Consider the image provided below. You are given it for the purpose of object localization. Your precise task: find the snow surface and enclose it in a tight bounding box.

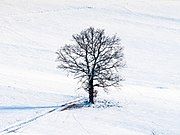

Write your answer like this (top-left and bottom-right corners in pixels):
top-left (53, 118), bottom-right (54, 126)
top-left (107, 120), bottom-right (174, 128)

top-left (0, 0), bottom-right (180, 135)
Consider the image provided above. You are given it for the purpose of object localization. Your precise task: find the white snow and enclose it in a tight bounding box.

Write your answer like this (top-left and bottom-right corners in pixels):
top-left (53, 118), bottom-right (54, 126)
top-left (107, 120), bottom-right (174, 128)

top-left (0, 0), bottom-right (180, 135)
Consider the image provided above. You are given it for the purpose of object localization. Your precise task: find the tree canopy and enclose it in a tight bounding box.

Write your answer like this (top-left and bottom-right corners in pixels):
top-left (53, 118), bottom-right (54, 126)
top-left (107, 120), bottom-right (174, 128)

top-left (56, 27), bottom-right (125, 103)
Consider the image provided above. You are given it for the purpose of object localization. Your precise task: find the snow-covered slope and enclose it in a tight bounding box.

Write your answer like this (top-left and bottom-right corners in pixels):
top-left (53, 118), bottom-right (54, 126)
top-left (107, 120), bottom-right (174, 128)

top-left (0, 0), bottom-right (180, 135)
top-left (0, 0), bottom-right (180, 91)
top-left (0, 85), bottom-right (77, 131)
top-left (4, 85), bottom-right (179, 135)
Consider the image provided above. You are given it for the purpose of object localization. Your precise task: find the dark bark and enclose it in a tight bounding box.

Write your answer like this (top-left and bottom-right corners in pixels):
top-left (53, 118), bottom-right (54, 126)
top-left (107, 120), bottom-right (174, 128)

top-left (89, 77), bottom-right (94, 104)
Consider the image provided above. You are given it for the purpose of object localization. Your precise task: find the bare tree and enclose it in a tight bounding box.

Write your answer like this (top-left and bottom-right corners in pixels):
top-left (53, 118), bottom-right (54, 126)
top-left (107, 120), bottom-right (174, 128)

top-left (56, 27), bottom-right (125, 104)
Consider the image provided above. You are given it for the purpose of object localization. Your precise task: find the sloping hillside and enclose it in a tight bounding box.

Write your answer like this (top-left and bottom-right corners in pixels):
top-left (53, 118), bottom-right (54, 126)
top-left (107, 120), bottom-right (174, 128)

top-left (0, 0), bottom-right (180, 135)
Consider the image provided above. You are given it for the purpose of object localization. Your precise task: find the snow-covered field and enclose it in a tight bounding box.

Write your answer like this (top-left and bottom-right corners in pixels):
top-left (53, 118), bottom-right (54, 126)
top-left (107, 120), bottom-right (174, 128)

top-left (0, 0), bottom-right (180, 135)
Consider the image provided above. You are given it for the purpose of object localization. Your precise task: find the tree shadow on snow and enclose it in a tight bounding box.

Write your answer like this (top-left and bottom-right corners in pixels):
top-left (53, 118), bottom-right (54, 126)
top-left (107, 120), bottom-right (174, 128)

top-left (61, 99), bottom-right (122, 111)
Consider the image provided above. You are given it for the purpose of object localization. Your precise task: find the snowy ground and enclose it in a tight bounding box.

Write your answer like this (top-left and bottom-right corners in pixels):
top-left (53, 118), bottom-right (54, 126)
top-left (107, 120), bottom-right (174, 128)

top-left (2, 85), bottom-right (179, 135)
top-left (0, 85), bottom-right (77, 132)
top-left (0, 0), bottom-right (180, 135)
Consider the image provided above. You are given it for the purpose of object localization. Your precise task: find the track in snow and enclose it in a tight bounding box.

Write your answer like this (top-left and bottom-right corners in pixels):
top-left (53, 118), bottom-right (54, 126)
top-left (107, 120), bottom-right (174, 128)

top-left (0, 98), bottom-right (86, 134)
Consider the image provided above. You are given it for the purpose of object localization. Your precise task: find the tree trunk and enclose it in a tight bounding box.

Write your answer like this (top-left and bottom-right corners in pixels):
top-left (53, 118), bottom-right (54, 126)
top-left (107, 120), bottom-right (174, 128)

top-left (89, 78), bottom-right (94, 104)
